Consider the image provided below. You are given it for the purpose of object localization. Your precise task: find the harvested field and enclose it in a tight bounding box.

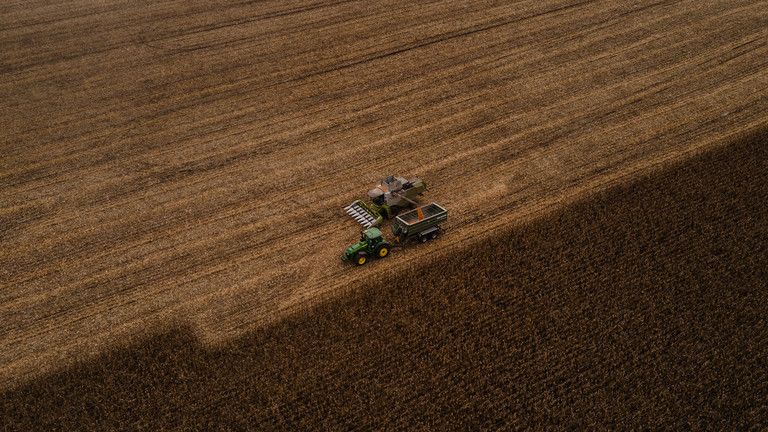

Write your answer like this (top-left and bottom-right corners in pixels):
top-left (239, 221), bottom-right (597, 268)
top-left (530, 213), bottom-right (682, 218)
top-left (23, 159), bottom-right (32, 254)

top-left (1, 0), bottom-right (767, 424)
top-left (3, 127), bottom-right (767, 430)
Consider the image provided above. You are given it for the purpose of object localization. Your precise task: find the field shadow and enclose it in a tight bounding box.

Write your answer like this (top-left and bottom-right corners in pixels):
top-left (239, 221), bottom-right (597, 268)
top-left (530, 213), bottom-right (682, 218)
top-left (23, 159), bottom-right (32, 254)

top-left (2, 130), bottom-right (767, 430)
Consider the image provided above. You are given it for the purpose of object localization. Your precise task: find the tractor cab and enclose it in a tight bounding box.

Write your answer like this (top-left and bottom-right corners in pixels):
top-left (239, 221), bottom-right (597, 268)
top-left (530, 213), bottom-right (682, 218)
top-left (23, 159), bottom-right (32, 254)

top-left (362, 227), bottom-right (383, 243)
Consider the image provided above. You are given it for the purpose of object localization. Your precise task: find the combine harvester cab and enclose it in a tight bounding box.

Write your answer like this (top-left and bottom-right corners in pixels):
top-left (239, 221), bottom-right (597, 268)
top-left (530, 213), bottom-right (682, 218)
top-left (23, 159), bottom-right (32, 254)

top-left (344, 175), bottom-right (426, 228)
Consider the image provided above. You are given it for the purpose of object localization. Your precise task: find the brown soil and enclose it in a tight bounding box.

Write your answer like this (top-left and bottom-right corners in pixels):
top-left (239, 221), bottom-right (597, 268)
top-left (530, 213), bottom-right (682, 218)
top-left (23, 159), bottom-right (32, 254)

top-left (1, 0), bottom-right (767, 416)
top-left (2, 127), bottom-right (766, 430)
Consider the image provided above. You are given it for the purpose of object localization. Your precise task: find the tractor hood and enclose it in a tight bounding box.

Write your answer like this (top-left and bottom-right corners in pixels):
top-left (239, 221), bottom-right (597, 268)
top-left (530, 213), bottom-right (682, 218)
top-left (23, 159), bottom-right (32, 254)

top-left (342, 242), bottom-right (365, 260)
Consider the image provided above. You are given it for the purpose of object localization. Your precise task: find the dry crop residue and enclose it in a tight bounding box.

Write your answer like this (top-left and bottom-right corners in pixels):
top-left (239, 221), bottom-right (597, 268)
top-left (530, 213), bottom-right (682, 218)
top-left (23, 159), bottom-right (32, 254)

top-left (1, 0), bottom-right (767, 386)
top-left (2, 126), bottom-right (766, 430)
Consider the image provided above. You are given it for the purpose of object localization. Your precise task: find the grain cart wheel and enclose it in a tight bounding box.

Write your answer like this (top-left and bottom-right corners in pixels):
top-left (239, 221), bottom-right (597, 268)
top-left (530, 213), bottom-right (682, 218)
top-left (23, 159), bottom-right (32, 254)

top-left (429, 229), bottom-right (440, 240)
top-left (420, 235), bottom-right (428, 243)
top-left (356, 252), bottom-right (368, 266)
top-left (376, 243), bottom-right (391, 258)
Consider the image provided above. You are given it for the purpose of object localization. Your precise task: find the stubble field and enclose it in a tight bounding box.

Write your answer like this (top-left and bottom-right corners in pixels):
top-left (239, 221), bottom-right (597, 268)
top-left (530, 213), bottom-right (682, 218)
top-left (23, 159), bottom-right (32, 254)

top-left (1, 0), bottom-right (767, 428)
top-left (3, 125), bottom-right (767, 430)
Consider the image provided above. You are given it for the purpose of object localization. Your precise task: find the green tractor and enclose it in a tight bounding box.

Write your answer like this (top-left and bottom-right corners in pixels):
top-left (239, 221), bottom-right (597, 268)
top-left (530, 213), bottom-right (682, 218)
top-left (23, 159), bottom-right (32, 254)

top-left (341, 227), bottom-right (392, 266)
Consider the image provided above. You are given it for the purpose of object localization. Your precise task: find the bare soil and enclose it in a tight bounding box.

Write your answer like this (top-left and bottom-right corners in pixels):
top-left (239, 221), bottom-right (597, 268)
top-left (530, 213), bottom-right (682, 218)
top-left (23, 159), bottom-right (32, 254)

top-left (1, 0), bottom-right (767, 409)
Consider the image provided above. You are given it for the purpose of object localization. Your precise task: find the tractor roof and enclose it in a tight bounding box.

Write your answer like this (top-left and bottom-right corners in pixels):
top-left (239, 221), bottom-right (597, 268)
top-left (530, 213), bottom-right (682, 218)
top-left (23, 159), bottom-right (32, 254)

top-left (363, 227), bottom-right (382, 239)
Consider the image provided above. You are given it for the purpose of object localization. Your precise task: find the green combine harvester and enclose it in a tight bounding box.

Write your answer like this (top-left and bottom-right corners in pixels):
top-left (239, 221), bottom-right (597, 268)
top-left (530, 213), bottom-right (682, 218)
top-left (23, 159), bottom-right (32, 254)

top-left (342, 176), bottom-right (448, 266)
top-left (344, 175), bottom-right (427, 228)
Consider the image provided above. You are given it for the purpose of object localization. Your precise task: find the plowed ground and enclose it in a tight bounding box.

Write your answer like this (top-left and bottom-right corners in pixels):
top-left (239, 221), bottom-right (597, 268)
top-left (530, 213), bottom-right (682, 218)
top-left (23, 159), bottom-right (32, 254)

top-left (1, 0), bottom-right (767, 409)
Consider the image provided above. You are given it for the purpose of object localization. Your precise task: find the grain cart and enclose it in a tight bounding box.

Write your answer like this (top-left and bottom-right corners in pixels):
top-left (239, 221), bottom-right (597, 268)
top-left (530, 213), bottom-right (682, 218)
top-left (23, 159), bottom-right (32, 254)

top-left (344, 175), bottom-right (427, 228)
top-left (391, 203), bottom-right (448, 243)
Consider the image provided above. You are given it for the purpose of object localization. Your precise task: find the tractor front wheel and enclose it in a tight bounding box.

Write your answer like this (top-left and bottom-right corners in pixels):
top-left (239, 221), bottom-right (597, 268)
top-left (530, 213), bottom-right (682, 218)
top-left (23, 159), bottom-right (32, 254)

top-left (356, 253), bottom-right (368, 266)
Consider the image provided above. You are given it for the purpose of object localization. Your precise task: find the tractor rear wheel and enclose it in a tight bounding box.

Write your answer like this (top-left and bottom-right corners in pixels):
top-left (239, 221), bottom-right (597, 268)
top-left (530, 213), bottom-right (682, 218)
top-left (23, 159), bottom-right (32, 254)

top-left (356, 253), bottom-right (368, 266)
top-left (376, 243), bottom-right (391, 258)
